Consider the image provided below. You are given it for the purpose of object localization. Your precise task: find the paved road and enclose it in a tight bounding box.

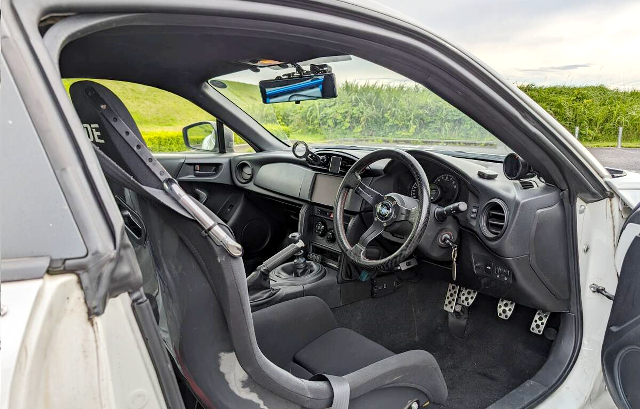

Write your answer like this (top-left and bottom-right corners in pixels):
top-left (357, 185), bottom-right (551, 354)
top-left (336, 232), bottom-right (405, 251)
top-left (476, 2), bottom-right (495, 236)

top-left (587, 148), bottom-right (640, 173)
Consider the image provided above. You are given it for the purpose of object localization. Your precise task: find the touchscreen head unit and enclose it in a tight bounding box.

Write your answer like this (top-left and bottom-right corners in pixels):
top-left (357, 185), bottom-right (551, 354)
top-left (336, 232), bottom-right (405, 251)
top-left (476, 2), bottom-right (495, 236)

top-left (310, 174), bottom-right (343, 207)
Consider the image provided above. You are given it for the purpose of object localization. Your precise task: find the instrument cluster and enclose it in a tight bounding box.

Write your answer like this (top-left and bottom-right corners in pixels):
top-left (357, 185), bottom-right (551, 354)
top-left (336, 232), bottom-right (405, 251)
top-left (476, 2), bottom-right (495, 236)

top-left (409, 173), bottom-right (459, 205)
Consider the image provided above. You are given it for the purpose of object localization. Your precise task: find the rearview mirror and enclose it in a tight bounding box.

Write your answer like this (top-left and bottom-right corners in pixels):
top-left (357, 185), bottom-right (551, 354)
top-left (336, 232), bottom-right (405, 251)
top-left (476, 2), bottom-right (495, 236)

top-left (182, 121), bottom-right (235, 152)
top-left (259, 73), bottom-right (337, 104)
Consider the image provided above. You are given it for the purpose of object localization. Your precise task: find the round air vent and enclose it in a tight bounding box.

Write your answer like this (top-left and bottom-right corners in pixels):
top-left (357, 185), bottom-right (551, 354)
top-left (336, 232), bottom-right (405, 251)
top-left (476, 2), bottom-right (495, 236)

top-left (236, 161), bottom-right (253, 184)
top-left (480, 199), bottom-right (508, 239)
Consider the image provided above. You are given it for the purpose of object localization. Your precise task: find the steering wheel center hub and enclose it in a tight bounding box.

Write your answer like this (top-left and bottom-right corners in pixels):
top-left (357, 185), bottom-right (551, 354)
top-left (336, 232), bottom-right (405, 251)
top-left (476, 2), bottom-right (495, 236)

top-left (375, 199), bottom-right (396, 223)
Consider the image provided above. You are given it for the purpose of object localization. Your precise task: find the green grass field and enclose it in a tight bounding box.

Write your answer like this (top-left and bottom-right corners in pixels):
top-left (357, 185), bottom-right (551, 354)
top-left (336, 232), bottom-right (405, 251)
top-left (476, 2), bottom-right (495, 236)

top-left (63, 79), bottom-right (640, 152)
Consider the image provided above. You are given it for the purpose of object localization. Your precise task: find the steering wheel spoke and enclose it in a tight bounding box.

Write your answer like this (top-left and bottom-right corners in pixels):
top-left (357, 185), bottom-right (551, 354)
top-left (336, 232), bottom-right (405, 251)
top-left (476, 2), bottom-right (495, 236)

top-left (346, 173), bottom-right (384, 206)
top-left (396, 202), bottom-right (419, 224)
top-left (358, 219), bottom-right (385, 248)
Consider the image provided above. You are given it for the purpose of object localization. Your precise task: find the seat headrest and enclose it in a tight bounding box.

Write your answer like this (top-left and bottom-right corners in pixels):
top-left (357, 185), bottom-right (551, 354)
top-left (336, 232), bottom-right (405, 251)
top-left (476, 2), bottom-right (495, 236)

top-left (70, 80), bottom-right (162, 189)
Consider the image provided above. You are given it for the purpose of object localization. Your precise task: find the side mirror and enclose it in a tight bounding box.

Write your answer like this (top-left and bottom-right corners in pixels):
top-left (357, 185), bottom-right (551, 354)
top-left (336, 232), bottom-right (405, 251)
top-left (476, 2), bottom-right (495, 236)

top-left (183, 121), bottom-right (218, 152)
top-left (182, 121), bottom-right (235, 153)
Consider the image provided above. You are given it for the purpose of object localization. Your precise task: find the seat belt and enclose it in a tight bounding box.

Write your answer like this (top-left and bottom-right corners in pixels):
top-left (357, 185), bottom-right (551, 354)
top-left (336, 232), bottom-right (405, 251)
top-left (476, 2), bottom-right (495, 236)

top-left (93, 146), bottom-right (193, 220)
top-left (84, 86), bottom-right (242, 257)
top-left (310, 374), bottom-right (350, 409)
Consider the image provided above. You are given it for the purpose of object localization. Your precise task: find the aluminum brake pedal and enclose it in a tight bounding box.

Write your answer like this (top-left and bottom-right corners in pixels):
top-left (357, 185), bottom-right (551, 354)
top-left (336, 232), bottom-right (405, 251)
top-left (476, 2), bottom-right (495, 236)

top-left (458, 287), bottom-right (478, 307)
top-left (497, 299), bottom-right (516, 320)
top-left (443, 283), bottom-right (459, 313)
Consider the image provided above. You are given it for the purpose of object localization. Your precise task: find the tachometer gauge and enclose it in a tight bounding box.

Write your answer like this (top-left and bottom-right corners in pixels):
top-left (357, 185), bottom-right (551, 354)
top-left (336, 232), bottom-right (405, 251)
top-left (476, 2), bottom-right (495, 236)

top-left (410, 181), bottom-right (442, 202)
top-left (433, 174), bottom-right (459, 205)
top-left (428, 183), bottom-right (441, 202)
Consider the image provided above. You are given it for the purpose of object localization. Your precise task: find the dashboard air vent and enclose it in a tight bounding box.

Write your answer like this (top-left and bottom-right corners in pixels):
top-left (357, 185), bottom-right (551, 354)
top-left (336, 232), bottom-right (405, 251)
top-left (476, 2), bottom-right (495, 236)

top-left (519, 180), bottom-right (537, 189)
top-left (480, 199), bottom-right (508, 239)
top-left (236, 161), bottom-right (253, 184)
top-left (339, 157), bottom-right (356, 173)
top-left (308, 153), bottom-right (356, 174)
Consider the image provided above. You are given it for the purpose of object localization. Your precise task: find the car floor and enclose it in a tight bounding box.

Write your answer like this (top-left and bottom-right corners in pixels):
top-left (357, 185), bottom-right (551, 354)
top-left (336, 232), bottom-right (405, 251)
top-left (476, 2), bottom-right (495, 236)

top-left (332, 272), bottom-right (554, 409)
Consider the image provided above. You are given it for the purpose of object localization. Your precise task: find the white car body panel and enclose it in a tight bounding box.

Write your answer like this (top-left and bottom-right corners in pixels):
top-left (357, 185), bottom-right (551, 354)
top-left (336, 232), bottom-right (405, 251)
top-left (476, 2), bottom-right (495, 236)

top-left (540, 198), bottom-right (618, 409)
top-left (1, 274), bottom-right (166, 409)
top-left (1, 279), bottom-right (43, 409)
top-left (606, 171), bottom-right (640, 209)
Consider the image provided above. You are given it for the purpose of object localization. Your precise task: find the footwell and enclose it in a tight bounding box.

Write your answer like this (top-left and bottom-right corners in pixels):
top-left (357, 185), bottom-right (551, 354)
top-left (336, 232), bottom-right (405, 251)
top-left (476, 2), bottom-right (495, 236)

top-left (332, 275), bottom-right (553, 409)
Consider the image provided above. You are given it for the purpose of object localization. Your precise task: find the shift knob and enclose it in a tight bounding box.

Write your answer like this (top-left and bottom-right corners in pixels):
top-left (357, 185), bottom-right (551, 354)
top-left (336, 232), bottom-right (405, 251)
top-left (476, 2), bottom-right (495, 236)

top-left (288, 232), bottom-right (307, 276)
top-left (288, 232), bottom-right (302, 244)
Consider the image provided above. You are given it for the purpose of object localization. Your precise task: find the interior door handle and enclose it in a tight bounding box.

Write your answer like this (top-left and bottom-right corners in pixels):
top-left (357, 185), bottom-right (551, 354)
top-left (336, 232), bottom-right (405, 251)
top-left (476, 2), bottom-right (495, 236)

top-left (194, 164), bottom-right (220, 177)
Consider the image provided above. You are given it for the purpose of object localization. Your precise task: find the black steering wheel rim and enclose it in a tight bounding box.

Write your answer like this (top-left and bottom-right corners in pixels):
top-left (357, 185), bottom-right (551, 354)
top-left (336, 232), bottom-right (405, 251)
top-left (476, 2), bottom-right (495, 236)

top-left (333, 149), bottom-right (431, 271)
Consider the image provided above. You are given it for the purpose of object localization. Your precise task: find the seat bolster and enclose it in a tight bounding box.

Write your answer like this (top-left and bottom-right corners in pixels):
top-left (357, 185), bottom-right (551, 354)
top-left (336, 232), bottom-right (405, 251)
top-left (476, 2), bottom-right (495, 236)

top-left (343, 350), bottom-right (448, 405)
top-left (253, 296), bottom-right (338, 369)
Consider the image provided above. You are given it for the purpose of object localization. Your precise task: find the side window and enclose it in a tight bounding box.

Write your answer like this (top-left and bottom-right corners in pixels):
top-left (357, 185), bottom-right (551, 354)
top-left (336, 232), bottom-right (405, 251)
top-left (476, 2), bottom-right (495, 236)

top-left (63, 79), bottom-right (253, 153)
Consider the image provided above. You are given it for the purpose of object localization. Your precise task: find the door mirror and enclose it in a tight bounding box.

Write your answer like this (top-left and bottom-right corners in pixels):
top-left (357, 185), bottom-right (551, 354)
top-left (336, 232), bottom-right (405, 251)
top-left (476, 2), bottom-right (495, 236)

top-left (183, 121), bottom-right (218, 152)
top-left (182, 121), bottom-right (236, 153)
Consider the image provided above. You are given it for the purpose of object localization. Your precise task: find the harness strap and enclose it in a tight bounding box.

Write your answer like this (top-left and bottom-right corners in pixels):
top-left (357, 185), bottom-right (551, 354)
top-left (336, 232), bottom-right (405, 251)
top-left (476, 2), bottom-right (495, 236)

top-left (93, 145), bottom-right (192, 220)
top-left (85, 86), bottom-right (243, 257)
top-left (310, 374), bottom-right (350, 409)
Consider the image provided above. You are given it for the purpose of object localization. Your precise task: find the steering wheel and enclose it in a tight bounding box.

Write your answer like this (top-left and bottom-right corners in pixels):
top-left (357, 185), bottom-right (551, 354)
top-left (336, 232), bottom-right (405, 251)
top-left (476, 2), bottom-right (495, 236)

top-left (333, 149), bottom-right (431, 271)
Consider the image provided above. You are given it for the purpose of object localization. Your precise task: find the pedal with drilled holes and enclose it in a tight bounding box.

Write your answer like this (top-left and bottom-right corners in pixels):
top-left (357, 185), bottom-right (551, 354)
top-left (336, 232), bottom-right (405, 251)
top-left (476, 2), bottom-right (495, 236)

top-left (497, 299), bottom-right (516, 320)
top-left (458, 287), bottom-right (478, 307)
top-left (443, 283), bottom-right (459, 313)
top-left (530, 310), bottom-right (550, 335)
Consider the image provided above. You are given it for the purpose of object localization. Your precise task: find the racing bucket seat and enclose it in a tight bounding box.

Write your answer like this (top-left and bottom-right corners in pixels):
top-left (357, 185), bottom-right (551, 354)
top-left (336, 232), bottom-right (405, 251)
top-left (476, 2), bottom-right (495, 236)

top-left (70, 80), bottom-right (448, 409)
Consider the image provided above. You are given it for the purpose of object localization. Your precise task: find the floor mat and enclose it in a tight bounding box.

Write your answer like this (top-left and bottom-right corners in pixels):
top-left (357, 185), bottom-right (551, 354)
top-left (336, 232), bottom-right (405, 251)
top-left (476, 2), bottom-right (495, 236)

top-left (333, 274), bottom-right (553, 409)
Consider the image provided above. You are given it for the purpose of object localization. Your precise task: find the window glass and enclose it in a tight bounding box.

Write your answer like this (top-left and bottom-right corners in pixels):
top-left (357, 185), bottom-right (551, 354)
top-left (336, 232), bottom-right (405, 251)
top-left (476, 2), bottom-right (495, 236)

top-left (63, 79), bottom-right (253, 153)
top-left (214, 56), bottom-right (510, 156)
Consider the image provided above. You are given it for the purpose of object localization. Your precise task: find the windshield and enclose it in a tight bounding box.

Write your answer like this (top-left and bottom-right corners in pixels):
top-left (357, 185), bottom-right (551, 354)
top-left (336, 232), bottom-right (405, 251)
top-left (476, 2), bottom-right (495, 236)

top-left (213, 56), bottom-right (511, 157)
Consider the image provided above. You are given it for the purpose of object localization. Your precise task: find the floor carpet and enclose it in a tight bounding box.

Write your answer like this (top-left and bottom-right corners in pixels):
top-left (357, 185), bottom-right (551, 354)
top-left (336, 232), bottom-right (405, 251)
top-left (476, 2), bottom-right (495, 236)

top-left (333, 274), bottom-right (554, 409)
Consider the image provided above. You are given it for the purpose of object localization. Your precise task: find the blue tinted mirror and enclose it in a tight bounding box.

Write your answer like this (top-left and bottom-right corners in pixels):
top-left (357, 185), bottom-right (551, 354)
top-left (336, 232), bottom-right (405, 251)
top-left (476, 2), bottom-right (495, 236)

top-left (259, 74), bottom-right (337, 104)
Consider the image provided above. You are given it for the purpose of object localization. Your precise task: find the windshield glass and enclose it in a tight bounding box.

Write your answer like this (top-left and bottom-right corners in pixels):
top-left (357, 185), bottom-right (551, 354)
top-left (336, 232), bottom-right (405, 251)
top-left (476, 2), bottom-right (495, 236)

top-left (213, 56), bottom-right (511, 156)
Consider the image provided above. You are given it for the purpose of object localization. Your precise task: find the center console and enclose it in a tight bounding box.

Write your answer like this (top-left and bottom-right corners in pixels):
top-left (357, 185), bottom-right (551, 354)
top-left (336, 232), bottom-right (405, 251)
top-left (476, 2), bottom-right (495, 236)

top-left (305, 206), bottom-right (350, 271)
top-left (247, 171), bottom-right (364, 311)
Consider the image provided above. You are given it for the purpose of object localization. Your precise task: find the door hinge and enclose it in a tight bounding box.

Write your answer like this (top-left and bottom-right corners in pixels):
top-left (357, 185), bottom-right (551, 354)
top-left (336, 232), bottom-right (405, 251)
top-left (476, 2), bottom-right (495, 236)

top-left (589, 283), bottom-right (615, 301)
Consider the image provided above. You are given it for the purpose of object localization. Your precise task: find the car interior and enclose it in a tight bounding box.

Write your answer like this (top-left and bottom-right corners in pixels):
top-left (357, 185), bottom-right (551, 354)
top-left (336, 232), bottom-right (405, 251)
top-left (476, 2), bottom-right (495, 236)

top-left (42, 11), bottom-right (578, 409)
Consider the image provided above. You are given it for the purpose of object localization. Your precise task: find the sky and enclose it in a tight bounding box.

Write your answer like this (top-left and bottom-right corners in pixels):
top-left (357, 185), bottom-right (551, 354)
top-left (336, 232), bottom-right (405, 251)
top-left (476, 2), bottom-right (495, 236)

top-left (373, 0), bottom-right (640, 89)
top-left (219, 0), bottom-right (640, 90)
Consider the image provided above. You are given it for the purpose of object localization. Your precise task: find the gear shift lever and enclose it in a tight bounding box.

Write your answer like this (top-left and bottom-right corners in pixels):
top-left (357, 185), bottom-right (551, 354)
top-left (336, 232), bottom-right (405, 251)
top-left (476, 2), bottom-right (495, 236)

top-left (289, 233), bottom-right (307, 277)
top-left (247, 235), bottom-right (305, 292)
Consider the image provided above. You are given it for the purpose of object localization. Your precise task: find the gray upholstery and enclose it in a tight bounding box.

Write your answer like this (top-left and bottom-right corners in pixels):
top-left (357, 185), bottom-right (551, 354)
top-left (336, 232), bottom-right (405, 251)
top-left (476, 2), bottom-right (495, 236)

top-left (254, 297), bottom-right (395, 378)
top-left (253, 297), bottom-right (448, 406)
top-left (295, 328), bottom-right (394, 377)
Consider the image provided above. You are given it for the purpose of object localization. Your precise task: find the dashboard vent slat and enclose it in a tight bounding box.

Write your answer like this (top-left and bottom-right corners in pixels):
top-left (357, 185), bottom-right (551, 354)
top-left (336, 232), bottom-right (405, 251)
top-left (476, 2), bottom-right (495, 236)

top-left (519, 180), bottom-right (537, 189)
top-left (480, 199), bottom-right (508, 239)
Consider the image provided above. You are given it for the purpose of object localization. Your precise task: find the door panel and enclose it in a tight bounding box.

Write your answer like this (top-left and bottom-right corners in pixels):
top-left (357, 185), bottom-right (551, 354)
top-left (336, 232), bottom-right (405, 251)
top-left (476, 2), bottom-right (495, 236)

top-left (157, 153), bottom-right (297, 271)
top-left (154, 153), bottom-right (187, 178)
top-left (603, 205), bottom-right (640, 409)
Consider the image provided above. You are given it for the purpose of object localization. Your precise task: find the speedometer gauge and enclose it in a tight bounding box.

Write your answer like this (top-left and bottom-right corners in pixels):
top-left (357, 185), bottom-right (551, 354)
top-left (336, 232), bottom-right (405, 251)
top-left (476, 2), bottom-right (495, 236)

top-left (410, 174), bottom-right (459, 205)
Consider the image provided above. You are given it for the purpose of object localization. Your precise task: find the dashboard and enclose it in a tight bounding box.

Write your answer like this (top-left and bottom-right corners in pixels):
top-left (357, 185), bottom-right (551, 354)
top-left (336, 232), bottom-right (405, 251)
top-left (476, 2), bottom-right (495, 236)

top-left (228, 147), bottom-right (571, 313)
